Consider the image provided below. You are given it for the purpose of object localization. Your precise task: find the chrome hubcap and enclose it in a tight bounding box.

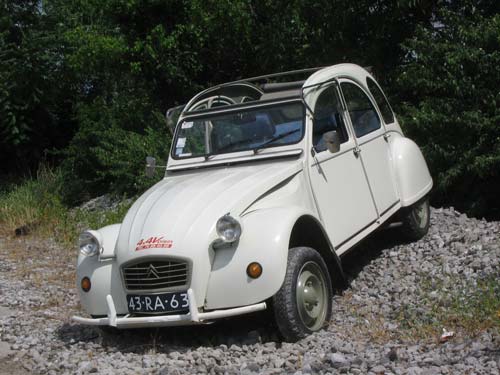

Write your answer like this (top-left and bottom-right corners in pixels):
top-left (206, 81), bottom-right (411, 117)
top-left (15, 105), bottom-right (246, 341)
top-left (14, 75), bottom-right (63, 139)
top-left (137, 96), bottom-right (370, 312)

top-left (296, 262), bottom-right (328, 331)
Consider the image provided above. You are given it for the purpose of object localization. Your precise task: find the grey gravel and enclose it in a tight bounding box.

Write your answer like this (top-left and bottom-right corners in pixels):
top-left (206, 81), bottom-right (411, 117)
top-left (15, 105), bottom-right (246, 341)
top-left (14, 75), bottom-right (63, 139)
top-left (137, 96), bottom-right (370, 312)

top-left (77, 195), bottom-right (123, 212)
top-left (0, 340), bottom-right (12, 359)
top-left (1, 207), bottom-right (499, 374)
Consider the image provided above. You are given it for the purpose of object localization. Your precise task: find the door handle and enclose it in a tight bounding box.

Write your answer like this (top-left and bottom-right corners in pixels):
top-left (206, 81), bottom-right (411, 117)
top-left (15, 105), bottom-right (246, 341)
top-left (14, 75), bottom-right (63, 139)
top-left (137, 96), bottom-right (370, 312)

top-left (383, 133), bottom-right (391, 141)
top-left (353, 147), bottom-right (361, 157)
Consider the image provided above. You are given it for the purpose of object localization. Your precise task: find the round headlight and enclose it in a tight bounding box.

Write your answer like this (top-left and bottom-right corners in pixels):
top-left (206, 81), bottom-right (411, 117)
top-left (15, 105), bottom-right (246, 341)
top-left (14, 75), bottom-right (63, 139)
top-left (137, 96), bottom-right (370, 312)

top-left (79, 231), bottom-right (101, 257)
top-left (216, 215), bottom-right (242, 243)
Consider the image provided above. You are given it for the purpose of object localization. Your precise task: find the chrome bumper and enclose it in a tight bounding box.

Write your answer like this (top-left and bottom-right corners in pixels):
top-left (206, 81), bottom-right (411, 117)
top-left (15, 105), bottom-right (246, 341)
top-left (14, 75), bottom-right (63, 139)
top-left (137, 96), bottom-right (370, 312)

top-left (72, 289), bottom-right (267, 328)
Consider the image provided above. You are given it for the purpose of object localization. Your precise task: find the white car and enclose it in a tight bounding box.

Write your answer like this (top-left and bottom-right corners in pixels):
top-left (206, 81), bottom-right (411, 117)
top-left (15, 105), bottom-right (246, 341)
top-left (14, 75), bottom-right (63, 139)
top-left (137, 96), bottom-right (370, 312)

top-left (73, 64), bottom-right (432, 341)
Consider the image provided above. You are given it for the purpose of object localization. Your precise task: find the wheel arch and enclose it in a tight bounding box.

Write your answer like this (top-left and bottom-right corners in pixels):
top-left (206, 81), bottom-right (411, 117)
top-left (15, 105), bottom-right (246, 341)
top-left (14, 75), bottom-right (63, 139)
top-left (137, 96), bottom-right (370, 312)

top-left (289, 215), bottom-right (346, 291)
top-left (390, 136), bottom-right (433, 207)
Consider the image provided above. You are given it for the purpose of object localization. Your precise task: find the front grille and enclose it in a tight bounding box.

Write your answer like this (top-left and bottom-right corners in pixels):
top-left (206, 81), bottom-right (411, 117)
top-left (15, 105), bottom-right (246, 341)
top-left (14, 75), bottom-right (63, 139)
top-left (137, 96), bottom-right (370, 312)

top-left (122, 259), bottom-right (189, 291)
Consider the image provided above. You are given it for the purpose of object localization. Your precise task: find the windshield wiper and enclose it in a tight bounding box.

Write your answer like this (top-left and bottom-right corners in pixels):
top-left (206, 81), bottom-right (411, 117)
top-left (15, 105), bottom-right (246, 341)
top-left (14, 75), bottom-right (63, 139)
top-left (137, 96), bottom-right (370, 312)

top-left (253, 129), bottom-right (301, 154)
top-left (205, 128), bottom-right (300, 158)
top-left (216, 137), bottom-right (258, 153)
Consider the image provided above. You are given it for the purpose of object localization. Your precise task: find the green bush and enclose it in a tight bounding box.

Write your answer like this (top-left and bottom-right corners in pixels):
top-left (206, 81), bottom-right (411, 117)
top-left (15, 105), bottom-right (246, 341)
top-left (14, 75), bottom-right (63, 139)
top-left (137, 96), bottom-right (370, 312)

top-left (60, 98), bottom-right (169, 205)
top-left (393, 8), bottom-right (500, 219)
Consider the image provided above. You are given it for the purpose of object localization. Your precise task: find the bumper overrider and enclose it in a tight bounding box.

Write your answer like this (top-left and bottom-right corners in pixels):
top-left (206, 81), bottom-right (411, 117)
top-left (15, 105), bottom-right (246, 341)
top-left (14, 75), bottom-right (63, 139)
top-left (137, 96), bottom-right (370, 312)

top-left (72, 289), bottom-right (267, 328)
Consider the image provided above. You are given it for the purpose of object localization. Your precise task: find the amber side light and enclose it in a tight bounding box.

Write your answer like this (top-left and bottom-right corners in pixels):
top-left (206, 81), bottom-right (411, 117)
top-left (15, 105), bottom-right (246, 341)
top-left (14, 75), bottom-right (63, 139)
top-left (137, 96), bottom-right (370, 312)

top-left (246, 262), bottom-right (263, 279)
top-left (81, 277), bottom-right (91, 292)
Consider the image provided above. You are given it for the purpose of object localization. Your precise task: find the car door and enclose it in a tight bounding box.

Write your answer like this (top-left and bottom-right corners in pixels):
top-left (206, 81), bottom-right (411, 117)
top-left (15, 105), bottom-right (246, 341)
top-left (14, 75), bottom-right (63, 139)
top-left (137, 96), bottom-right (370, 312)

top-left (339, 79), bottom-right (400, 216)
top-left (308, 83), bottom-right (378, 249)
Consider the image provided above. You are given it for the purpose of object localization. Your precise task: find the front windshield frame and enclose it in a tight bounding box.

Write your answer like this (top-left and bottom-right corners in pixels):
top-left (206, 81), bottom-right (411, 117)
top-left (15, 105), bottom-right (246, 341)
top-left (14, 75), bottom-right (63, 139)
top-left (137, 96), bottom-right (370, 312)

top-left (170, 100), bottom-right (306, 160)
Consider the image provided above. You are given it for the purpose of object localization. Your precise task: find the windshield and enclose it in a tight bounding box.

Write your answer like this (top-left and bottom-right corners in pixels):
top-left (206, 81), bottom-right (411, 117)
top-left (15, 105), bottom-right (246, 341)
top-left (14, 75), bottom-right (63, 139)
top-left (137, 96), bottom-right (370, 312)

top-left (172, 102), bottom-right (304, 159)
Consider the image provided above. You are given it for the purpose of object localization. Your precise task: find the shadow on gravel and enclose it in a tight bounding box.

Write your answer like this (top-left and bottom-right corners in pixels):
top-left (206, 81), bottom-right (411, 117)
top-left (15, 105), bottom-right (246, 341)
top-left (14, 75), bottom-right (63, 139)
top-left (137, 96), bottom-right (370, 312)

top-left (58, 227), bottom-right (411, 353)
top-left (341, 227), bottom-right (410, 283)
top-left (57, 310), bottom-right (279, 354)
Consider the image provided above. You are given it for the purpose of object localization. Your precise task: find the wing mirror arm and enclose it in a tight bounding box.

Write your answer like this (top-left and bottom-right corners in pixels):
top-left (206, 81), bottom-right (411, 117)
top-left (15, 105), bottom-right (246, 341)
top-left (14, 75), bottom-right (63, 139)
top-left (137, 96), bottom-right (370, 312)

top-left (145, 156), bottom-right (167, 178)
top-left (322, 130), bottom-right (341, 154)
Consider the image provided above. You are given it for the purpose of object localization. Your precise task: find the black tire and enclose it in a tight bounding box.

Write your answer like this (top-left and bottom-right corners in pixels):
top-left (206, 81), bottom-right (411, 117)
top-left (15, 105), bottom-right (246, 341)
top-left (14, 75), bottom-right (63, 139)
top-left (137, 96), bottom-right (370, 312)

top-left (272, 247), bottom-right (333, 342)
top-left (399, 196), bottom-right (430, 241)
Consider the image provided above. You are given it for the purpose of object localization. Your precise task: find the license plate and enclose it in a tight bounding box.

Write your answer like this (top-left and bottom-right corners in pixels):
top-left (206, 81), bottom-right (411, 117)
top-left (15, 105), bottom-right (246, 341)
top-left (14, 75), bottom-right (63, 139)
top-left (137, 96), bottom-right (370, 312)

top-left (126, 291), bottom-right (189, 314)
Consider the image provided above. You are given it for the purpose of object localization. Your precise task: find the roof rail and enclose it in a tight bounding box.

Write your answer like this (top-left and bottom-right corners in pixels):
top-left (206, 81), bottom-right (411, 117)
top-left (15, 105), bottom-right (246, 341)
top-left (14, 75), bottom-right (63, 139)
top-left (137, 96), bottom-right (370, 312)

top-left (182, 66), bottom-right (326, 113)
top-left (226, 66), bottom-right (326, 85)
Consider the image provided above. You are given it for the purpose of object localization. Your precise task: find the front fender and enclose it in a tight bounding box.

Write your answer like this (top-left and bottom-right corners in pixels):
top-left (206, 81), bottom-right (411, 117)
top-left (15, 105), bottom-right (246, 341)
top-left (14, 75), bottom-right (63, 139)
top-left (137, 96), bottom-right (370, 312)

top-left (204, 206), bottom-right (311, 309)
top-left (390, 136), bottom-right (433, 206)
top-left (76, 224), bottom-right (126, 316)
top-left (98, 224), bottom-right (121, 258)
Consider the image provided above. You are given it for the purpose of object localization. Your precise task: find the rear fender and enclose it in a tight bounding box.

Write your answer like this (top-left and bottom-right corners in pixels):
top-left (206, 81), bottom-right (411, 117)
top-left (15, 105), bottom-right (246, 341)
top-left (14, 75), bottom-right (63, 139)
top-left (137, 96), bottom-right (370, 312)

top-left (390, 136), bottom-right (433, 206)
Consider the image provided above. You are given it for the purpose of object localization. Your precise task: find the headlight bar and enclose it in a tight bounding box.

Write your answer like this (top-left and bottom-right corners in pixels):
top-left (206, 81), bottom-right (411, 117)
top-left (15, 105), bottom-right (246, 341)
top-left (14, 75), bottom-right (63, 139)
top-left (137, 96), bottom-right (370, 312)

top-left (216, 214), bottom-right (242, 243)
top-left (79, 230), bottom-right (102, 257)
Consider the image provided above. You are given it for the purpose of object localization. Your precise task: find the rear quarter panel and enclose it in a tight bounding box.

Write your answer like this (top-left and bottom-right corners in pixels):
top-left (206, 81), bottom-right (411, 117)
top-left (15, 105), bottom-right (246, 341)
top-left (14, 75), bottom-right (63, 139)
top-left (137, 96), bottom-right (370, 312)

top-left (389, 134), bottom-right (433, 206)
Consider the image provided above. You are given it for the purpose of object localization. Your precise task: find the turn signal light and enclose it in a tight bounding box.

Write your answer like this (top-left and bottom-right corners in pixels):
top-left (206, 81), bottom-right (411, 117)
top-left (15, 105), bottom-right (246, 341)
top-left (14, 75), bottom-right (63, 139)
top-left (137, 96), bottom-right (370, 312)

top-left (81, 277), bottom-right (91, 292)
top-left (246, 262), bottom-right (263, 279)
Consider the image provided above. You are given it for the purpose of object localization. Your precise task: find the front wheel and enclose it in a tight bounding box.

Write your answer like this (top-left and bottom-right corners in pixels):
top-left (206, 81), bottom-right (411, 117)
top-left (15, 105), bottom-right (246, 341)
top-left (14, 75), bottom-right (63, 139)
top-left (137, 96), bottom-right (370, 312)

top-left (399, 196), bottom-right (430, 241)
top-left (272, 247), bottom-right (333, 342)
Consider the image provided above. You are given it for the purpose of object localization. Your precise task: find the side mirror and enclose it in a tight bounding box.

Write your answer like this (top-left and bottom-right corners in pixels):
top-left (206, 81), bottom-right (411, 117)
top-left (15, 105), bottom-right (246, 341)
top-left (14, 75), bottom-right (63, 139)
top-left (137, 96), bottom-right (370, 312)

top-left (322, 130), bottom-right (341, 153)
top-left (145, 156), bottom-right (156, 178)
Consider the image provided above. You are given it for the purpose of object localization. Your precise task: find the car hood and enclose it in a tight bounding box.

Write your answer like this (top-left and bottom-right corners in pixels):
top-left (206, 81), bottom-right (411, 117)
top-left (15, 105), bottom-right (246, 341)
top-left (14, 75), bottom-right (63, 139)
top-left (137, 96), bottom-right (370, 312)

top-left (115, 159), bottom-right (303, 255)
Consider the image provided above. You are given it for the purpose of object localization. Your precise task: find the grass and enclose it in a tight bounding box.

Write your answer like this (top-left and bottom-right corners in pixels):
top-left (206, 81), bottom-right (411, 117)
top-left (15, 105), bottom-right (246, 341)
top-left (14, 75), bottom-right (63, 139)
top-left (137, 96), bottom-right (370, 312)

top-left (395, 274), bottom-right (500, 341)
top-left (338, 272), bottom-right (500, 344)
top-left (0, 165), bottom-right (132, 247)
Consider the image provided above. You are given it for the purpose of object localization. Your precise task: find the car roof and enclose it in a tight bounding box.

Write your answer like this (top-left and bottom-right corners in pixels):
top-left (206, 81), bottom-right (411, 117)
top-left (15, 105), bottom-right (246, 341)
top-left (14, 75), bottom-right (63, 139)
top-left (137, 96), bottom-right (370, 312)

top-left (305, 64), bottom-right (371, 87)
top-left (168, 64), bottom-right (373, 128)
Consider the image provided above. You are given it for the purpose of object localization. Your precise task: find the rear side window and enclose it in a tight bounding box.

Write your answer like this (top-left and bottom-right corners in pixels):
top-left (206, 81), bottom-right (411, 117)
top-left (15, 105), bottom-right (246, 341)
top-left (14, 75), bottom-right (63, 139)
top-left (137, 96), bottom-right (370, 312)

top-left (341, 82), bottom-right (381, 138)
top-left (366, 77), bottom-right (394, 124)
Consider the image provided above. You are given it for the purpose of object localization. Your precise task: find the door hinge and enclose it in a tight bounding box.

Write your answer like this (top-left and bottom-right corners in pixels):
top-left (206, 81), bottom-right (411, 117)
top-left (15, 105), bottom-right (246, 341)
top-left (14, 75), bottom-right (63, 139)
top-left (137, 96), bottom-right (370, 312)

top-left (353, 147), bottom-right (361, 157)
top-left (383, 133), bottom-right (391, 142)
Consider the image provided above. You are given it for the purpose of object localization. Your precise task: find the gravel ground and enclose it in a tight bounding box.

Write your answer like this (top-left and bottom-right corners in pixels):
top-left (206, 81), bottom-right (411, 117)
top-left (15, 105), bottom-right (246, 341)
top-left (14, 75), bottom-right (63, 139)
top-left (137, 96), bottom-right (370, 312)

top-left (0, 207), bottom-right (499, 374)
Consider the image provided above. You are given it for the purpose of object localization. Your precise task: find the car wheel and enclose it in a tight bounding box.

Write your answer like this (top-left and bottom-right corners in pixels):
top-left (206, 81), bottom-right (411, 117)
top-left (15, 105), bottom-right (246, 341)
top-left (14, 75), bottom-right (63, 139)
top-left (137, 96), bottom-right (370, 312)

top-left (272, 247), bottom-right (333, 342)
top-left (400, 196), bottom-right (430, 241)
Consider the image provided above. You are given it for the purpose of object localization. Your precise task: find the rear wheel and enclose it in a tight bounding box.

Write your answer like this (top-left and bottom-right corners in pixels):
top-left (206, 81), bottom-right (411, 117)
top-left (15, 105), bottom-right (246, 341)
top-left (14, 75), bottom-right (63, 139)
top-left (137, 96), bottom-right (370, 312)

top-left (400, 196), bottom-right (430, 241)
top-left (272, 247), bottom-right (332, 342)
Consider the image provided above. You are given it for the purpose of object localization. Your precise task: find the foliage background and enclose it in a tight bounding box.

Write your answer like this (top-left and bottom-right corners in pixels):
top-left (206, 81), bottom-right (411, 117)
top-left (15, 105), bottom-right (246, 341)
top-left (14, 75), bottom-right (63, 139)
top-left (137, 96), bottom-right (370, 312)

top-left (0, 0), bottom-right (498, 218)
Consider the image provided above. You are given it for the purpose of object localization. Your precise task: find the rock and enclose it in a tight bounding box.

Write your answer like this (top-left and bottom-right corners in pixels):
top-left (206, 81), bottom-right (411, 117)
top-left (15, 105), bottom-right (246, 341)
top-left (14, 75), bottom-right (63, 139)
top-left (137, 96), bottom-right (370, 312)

top-left (168, 351), bottom-right (180, 360)
top-left (0, 306), bottom-right (14, 317)
top-left (421, 366), bottom-right (441, 375)
top-left (330, 353), bottom-right (349, 368)
top-left (79, 195), bottom-right (119, 211)
top-left (0, 341), bottom-right (12, 359)
top-left (14, 223), bottom-right (39, 236)
top-left (246, 361), bottom-right (260, 372)
top-left (387, 348), bottom-right (398, 362)
top-left (370, 364), bottom-right (386, 374)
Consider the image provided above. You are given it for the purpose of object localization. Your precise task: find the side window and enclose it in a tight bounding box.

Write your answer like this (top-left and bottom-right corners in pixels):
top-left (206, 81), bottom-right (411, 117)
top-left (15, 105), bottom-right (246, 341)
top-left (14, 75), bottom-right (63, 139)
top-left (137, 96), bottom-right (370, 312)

top-left (366, 77), bottom-right (395, 124)
top-left (341, 82), bottom-right (381, 138)
top-left (312, 85), bottom-right (349, 152)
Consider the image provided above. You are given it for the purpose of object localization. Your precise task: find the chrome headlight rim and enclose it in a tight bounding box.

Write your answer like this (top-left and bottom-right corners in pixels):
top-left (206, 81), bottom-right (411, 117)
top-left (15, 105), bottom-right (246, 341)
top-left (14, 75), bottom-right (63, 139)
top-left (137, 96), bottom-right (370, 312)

top-left (79, 230), bottom-right (102, 257)
top-left (216, 214), bottom-right (242, 243)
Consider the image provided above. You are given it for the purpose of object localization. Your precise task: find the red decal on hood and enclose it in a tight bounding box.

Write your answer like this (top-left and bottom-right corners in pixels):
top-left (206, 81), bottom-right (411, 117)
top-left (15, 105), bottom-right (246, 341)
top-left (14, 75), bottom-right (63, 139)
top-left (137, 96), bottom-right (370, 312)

top-left (135, 236), bottom-right (173, 251)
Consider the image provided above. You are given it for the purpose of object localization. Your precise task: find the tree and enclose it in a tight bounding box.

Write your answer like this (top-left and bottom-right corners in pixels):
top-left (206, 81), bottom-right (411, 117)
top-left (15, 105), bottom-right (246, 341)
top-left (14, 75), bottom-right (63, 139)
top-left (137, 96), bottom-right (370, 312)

top-left (0, 0), bottom-right (76, 173)
top-left (394, 5), bottom-right (500, 219)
